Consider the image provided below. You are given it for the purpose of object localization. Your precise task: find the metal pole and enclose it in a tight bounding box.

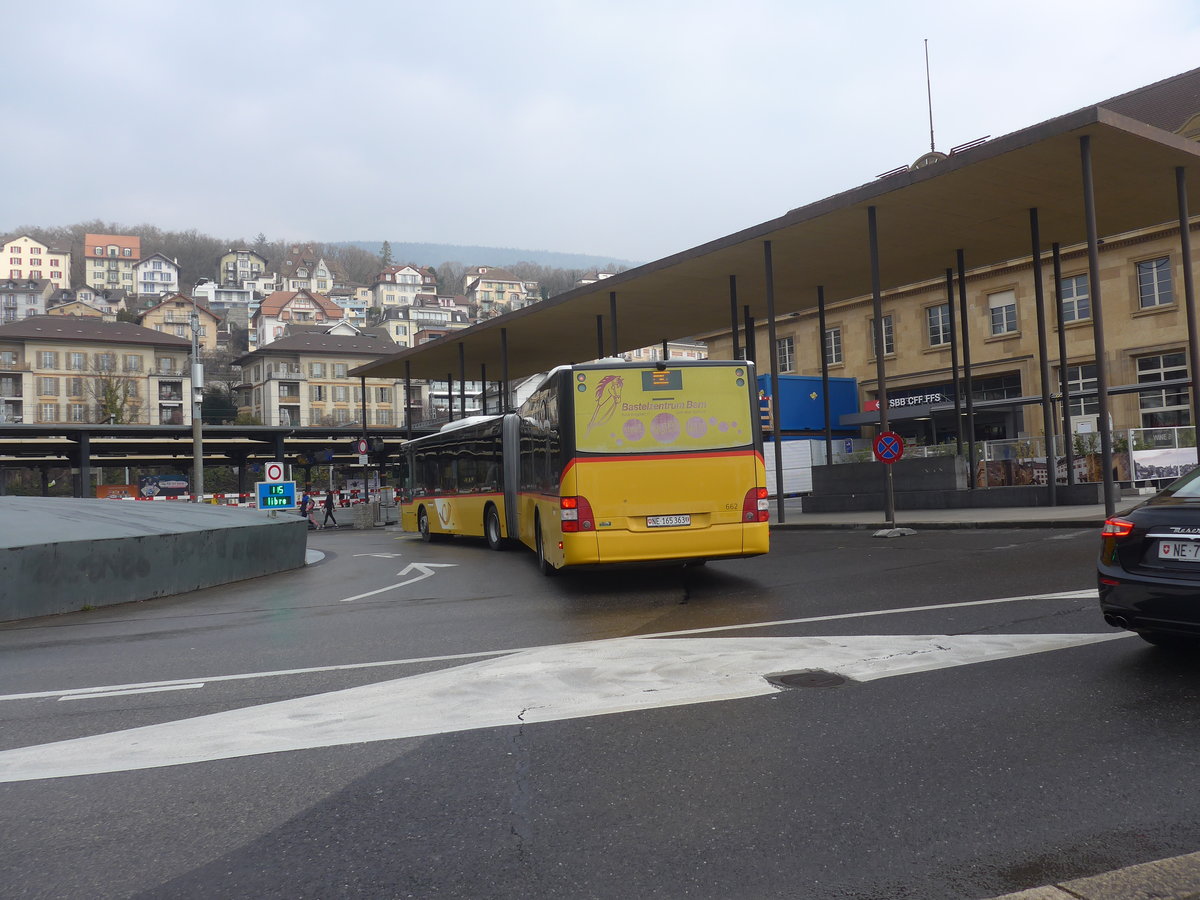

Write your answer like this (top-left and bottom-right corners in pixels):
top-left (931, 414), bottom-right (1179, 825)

top-left (609, 291), bottom-right (619, 357)
top-left (190, 299), bottom-right (204, 501)
top-left (1053, 243), bottom-right (1075, 486)
top-left (957, 249), bottom-right (977, 488)
top-left (729, 275), bottom-right (741, 360)
top-left (501, 327), bottom-right (510, 413)
top-left (404, 360), bottom-right (413, 440)
top-left (359, 376), bottom-right (368, 438)
top-left (763, 240), bottom-right (785, 524)
top-left (458, 342), bottom-right (466, 417)
top-left (446, 373), bottom-right (453, 423)
top-left (661, 339), bottom-right (669, 360)
top-left (817, 285), bottom-right (833, 464)
top-left (1080, 135), bottom-right (1116, 517)
top-left (596, 314), bottom-right (605, 358)
top-left (945, 268), bottom-right (963, 456)
top-left (743, 306), bottom-right (756, 363)
top-left (480, 364), bottom-right (487, 416)
top-left (868, 207), bottom-right (895, 528)
top-left (1177, 167), bottom-right (1200, 466)
top-left (1030, 208), bottom-right (1057, 506)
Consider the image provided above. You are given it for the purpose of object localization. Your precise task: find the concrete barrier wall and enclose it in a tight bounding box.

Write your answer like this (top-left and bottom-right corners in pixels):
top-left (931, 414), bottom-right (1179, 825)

top-left (0, 497), bottom-right (309, 622)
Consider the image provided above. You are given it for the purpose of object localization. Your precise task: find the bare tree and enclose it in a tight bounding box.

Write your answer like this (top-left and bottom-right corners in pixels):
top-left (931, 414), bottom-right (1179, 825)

top-left (84, 361), bottom-right (143, 424)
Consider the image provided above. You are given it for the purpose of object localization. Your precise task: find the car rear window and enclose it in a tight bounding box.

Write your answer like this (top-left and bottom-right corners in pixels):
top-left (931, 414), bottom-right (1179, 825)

top-left (1162, 465), bottom-right (1200, 498)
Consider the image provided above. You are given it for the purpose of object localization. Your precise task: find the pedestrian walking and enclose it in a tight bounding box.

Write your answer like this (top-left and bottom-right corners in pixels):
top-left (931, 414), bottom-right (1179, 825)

top-left (301, 490), bottom-right (320, 530)
top-left (322, 491), bottom-right (338, 528)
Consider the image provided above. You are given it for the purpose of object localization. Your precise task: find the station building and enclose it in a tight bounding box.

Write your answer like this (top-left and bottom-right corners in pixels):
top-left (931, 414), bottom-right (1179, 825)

top-left (701, 67), bottom-right (1200, 451)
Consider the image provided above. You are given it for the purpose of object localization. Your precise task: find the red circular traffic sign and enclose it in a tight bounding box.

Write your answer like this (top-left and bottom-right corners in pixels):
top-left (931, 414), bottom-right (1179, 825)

top-left (872, 431), bottom-right (905, 464)
top-left (264, 461), bottom-right (285, 482)
top-left (356, 438), bottom-right (369, 454)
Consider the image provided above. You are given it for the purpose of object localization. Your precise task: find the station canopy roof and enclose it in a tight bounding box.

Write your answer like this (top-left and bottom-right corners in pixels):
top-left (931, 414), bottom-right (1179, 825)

top-left (353, 103), bottom-right (1200, 384)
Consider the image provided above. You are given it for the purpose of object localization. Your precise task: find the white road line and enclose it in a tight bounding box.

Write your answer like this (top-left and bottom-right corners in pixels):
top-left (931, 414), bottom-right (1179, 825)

top-left (0, 588), bottom-right (1102, 704)
top-left (58, 684), bottom-right (205, 701)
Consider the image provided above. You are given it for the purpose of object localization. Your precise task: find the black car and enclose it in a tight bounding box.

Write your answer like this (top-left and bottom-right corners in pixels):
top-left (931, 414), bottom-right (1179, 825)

top-left (1099, 467), bottom-right (1200, 648)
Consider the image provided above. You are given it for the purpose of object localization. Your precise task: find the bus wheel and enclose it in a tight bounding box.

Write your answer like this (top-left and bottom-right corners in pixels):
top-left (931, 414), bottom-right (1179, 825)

top-left (485, 506), bottom-right (505, 551)
top-left (418, 507), bottom-right (434, 543)
top-left (535, 520), bottom-right (557, 576)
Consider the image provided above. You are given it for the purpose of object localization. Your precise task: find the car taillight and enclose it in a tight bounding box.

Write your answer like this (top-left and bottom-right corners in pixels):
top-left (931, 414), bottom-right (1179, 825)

top-left (742, 487), bottom-right (769, 523)
top-left (561, 495), bottom-right (595, 532)
top-left (1102, 517), bottom-right (1135, 539)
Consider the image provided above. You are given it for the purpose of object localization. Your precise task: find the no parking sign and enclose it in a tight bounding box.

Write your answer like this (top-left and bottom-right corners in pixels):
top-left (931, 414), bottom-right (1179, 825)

top-left (872, 432), bottom-right (904, 464)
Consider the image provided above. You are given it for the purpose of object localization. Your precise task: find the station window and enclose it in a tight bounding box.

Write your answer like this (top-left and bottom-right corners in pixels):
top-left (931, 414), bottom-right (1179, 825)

top-left (1060, 274), bottom-right (1090, 322)
top-left (1137, 257), bottom-right (1173, 308)
top-left (870, 315), bottom-right (894, 357)
top-left (988, 290), bottom-right (1018, 335)
top-left (1137, 352), bottom-right (1189, 427)
top-left (776, 336), bottom-right (795, 373)
top-left (927, 303), bottom-right (951, 347)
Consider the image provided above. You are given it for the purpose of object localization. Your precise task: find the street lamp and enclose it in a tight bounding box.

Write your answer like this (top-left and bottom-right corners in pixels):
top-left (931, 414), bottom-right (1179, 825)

top-left (190, 298), bottom-right (204, 502)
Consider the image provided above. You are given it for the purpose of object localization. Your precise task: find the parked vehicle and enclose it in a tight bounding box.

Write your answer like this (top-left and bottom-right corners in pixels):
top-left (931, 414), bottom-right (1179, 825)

top-left (1099, 466), bottom-right (1200, 647)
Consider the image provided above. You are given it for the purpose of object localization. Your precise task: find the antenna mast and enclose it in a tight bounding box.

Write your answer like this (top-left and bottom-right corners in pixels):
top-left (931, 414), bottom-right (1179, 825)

top-left (925, 39), bottom-right (935, 152)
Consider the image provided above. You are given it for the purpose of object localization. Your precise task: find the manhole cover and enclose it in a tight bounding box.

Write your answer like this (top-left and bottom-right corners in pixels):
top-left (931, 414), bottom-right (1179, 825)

top-left (766, 670), bottom-right (849, 689)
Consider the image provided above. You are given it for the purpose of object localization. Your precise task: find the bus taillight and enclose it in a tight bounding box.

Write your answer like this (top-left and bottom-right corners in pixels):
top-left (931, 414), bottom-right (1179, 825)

top-left (743, 487), bottom-right (769, 523)
top-left (561, 496), bottom-right (595, 532)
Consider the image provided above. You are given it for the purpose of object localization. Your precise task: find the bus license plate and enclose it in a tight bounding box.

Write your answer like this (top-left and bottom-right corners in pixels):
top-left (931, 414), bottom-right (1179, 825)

top-left (647, 515), bottom-right (690, 528)
top-left (1158, 540), bottom-right (1200, 561)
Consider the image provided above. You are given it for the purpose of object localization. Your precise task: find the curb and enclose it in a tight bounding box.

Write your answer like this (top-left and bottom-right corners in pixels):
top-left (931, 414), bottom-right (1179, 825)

top-left (984, 849), bottom-right (1200, 900)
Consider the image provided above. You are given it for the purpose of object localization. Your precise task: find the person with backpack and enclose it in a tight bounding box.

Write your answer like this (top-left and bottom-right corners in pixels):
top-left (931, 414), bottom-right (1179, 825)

top-left (300, 490), bottom-right (320, 530)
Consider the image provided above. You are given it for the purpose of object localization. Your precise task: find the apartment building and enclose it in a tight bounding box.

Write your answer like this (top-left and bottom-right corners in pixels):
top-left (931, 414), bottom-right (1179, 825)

top-left (137, 294), bottom-right (220, 352)
top-left (133, 253), bottom-right (180, 296)
top-left (0, 278), bottom-right (55, 322)
top-left (0, 316), bottom-right (192, 425)
top-left (366, 304), bottom-right (471, 349)
top-left (217, 248), bottom-right (268, 286)
top-left (462, 266), bottom-right (539, 316)
top-left (2, 235), bottom-right (71, 290)
top-left (84, 233), bottom-right (141, 293)
top-left (373, 265), bottom-right (437, 309)
top-left (279, 245), bottom-right (339, 294)
top-left (234, 333), bottom-right (403, 428)
top-left (252, 290), bottom-right (344, 347)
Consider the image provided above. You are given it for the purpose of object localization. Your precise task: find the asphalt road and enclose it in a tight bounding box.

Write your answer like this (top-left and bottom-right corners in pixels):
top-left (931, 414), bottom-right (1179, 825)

top-left (2, 524), bottom-right (1198, 899)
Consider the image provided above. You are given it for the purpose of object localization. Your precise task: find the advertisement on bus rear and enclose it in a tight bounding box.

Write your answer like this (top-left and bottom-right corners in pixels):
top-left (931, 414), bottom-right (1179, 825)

top-left (573, 365), bottom-right (754, 454)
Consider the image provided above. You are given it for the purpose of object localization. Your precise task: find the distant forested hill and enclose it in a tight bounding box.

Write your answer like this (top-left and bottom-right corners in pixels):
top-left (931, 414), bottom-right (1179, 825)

top-left (336, 241), bottom-right (638, 271)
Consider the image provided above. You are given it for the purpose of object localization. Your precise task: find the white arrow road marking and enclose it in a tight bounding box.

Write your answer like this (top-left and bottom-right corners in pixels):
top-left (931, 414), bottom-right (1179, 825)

top-left (340, 563), bottom-right (457, 602)
top-left (0, 589), bottom-right (1102, 704)
top-left (0, 631), bottom-right (1130, 783)
top-left (351, 553), bottom-right (405, 559)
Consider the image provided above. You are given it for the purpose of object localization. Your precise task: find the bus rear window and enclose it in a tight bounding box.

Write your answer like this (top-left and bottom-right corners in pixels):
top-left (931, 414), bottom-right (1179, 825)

top-left (573, 366), bottom-right (754, 454)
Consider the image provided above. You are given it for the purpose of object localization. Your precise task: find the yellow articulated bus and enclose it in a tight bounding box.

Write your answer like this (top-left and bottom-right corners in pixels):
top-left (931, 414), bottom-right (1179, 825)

top-left (399, 359), bottom-right (770, 574)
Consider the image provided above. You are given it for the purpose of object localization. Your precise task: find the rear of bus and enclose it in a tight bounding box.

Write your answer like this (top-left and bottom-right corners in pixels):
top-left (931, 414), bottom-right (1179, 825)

top-left (556, 360), bottom-right (769, 567)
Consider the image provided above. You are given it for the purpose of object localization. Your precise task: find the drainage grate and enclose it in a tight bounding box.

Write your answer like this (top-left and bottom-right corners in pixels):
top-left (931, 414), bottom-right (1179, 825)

top-left (766, 669), bottom-right (850, 689)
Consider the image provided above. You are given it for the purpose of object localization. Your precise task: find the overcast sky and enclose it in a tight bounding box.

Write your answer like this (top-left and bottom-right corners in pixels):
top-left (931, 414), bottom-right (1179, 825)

top-left (5, 0), bottom-right (1200, 264)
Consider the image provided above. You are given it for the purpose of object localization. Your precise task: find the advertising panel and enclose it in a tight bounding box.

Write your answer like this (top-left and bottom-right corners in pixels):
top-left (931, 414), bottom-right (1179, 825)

top-left (573, 366), bottom-right (753, 454)
top-left (138, 474), bottom-right (190, 497)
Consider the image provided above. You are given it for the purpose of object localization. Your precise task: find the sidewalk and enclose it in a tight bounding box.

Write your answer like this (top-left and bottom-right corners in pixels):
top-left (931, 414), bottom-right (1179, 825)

top-left (769, 498), bottom-right (1132, 530)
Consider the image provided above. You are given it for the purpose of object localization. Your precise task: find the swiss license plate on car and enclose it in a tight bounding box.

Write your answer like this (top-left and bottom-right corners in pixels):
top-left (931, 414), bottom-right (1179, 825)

top-left (647, 514), bottom-right (691, 528)
top-left (1158, 540), bottom-right (1200, 561)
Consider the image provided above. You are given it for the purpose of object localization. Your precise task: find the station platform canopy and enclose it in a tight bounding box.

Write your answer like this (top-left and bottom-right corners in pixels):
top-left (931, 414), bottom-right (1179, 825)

top-left (353, 102), bottom-right (1200, 384)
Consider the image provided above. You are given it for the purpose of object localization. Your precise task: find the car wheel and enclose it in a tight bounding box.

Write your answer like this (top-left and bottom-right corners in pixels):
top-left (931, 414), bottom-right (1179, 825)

top-left (485, 506), bottom-right (505, 551)
top-left (536, 519), bottom-right (557, 576)
top-left (1139, 632), bottom-right (1199, 650)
